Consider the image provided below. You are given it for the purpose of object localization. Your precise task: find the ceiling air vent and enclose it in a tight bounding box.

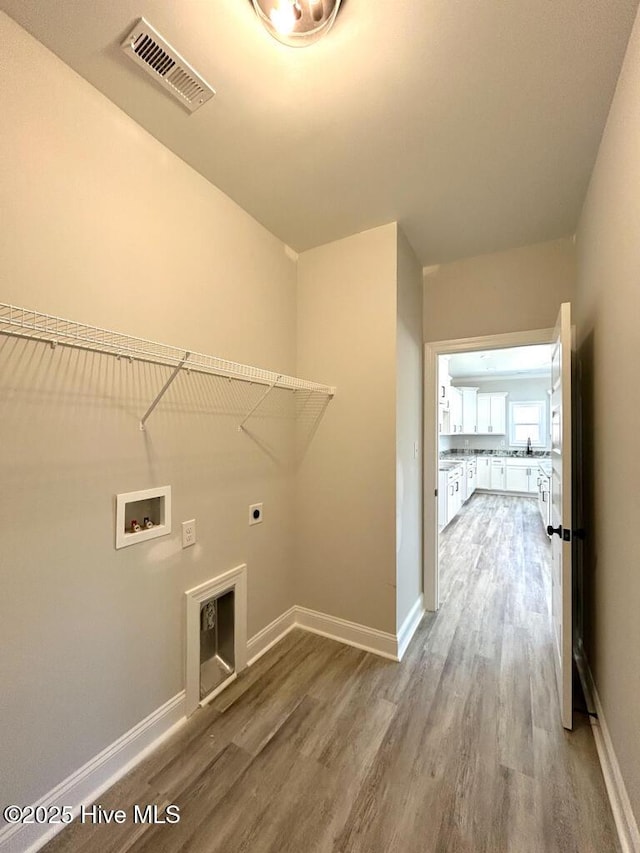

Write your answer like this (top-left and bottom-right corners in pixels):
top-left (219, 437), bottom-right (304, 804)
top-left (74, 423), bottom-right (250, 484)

top-left (121, 18), bottom-right (215, 114)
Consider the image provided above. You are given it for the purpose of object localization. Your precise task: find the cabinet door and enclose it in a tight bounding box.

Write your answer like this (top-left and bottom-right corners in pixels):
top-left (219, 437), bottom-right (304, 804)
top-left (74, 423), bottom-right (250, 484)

top-left (438, 365), bottom-right (451, 408)
top-left (477, 458), bottom-right (491, 488)
top-left (477, 395), bottom-right (491, 433)
top-left (491, 461), bottom-right (505, 490)
top-left (461, 387), bottom-right (478, 433)
top-left (454, 477), bottom-right (462, 514)
top-left (466, 468), bottom-right (476, 497)
top-left (460, 465), bottom-right (468, 502)
top-left (490, 394), bottom-right (506, 434)
top-left (447, 481), bottom-right (457, 523)
top-left (438, 471), bottom-right (448, 527)
top-left (448, 387), bottom-right (462, 433)
top-left (526, 467), bottom-right (539, 494)
top-left (505, 465), bottom-right (529, 492)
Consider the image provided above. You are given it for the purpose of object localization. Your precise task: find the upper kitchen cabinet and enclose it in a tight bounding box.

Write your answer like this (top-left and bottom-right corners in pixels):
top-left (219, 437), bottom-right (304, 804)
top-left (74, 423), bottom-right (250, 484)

top-left (460, 387), bottom-right (479, 433)
top-left (477, 392), bottom-right (507, 434)
top-left (448, 386), bottom-right (463, 433)
top-left (438, 357), bottom-right (451, 408)
top-left (440, 381), bottom-right (477, 435)
top-left (438, 358), bottom-right (451, 434)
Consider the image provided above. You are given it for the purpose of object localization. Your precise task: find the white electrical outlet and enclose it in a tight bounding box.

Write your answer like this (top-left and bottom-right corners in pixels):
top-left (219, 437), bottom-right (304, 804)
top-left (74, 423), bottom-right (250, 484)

top-left (249, 503), bottom-right (263, 525)
top-left (182, 519), bottom-right (196, 548)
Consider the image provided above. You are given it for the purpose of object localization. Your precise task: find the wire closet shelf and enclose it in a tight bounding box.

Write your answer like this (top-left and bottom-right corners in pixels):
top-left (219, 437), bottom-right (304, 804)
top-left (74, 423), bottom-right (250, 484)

top-left (0, 303), bottom-right (336, 430)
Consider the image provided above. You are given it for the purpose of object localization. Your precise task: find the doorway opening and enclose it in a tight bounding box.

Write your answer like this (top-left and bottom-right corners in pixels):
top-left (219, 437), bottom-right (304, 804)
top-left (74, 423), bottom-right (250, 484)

top-left (424, 329), bottom-right (554, 611)
top-left (424, 313), bottom-right (576, 732)
top-left (436, 343), bottom-right (554, 613)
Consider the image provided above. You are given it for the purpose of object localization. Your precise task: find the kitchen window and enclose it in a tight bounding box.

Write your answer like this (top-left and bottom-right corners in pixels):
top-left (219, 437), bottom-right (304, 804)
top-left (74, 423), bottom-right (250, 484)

top-left (509, 401), bottom-right (546, 447)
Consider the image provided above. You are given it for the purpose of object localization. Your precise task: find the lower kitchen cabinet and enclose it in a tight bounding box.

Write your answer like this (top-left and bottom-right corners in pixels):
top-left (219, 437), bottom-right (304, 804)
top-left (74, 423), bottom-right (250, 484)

top-left (476, 456), bottom-right (548, 494)
top-left (505, 464), bottom-right (529, 492)
top-left (491, 459), bottom-right (505, 490)
top-left (439, 463), bottom-right (467, 529)
top-left (465, 457), bottom-right (477, 498)
top-left (447, 468), bottom-right (463, 524)
top-left (504, 460), bottom-right (540, 493)
top-left (440, 455), bottom-right (548, 528)
top-left (477, 457), bottom-right (491, 489)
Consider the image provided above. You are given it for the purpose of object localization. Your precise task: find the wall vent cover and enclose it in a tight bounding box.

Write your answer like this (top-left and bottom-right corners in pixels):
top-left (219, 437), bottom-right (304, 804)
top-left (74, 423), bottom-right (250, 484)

top-left (121, 18), bottom-right (215, 113)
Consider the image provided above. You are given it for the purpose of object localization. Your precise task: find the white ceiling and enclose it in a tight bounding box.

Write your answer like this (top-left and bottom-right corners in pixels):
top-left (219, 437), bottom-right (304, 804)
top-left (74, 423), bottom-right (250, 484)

top-left (447, 345), bottom-right (554, 380)
top-left (4, 0), bottom-right (639, 264)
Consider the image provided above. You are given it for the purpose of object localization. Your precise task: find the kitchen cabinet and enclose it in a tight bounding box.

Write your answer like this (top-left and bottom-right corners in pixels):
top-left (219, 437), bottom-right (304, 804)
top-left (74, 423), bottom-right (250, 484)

top-left (447, 467), bottom-right (463, 523)
top-left (438, 361), bottom-right (451, 408)
top-left (438, 360), bottom-right (451, 434)
top-left (476, 457), bottom-right (491, 489)
top-left (491, 458), bottom-right (506, 490)
top-left (477, 392), bottom-right (507, 434)
top-left (465, 457), bottom-right (477, 498)
top-left (476, 395), bottom-right (490, 432)
top-left (458, 458), bottom-right (468, 502)
top-left (438, 400), bottom-right (448, 435)
top-left (475, 455), bottom-right (549, 493)
top-left (448, 387), bottom-right (463, 433)
top-left (537, 464), bottom-right (552, 532)
top-left (446, 466), bottom-right (462, 524)
top-left (439, 463), bottom-right (465, 528)
top-left (504, 459), bottom-right (539, 493)
top-left (505, 464), bottom-right (529, 492)
top-left (461, 387), bottom-right (479, 433)
top-left (438, 470), bottom-right (448, 529)
top-left (504, 463), bottom-right (524, 491)
top-left (442, 385), bottom-right (478, 434)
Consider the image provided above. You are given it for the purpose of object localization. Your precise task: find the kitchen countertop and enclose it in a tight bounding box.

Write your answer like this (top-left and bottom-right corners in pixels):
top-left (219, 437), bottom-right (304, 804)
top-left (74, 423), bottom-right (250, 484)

top-left (439, 452), bottom-right (552, 477)
top-left (440, 450), bottom-right (550, 459)
top-left (439, 451), bottom-right (551, 474)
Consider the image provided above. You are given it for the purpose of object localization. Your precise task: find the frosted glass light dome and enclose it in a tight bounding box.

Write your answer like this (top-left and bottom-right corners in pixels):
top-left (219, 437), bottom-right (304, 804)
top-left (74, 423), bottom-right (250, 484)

top-left (251, 0), bottom-right (343, 47)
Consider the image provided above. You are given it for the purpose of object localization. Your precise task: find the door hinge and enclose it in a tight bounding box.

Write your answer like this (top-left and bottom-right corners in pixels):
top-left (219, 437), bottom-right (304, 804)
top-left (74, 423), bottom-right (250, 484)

top-left (434, 489), bottom-right (438, 497)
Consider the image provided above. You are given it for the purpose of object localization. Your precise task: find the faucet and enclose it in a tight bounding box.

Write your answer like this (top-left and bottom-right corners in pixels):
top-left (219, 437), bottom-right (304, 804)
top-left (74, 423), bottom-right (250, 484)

top-left (526, 437), bottom-right (532, 456)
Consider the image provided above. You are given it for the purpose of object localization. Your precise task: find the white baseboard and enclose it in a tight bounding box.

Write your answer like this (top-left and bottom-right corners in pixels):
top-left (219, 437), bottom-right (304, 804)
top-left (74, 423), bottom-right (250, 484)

top-left (397, 595), bottom-right (425, 660)
top-left (247, 606), bottom-right (297, 665)
top-left (576, 641), bottom-right (640, 853)
top-left (248, 605), bottom-right (400, 663)
top-left (0, 692), bottom-right (187, 853)
top-left (295, 606), bottom-right (398, 660)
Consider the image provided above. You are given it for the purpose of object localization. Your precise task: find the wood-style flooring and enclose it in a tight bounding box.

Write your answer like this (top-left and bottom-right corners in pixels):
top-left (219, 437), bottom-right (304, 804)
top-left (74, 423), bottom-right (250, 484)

top-left (42, 494), bottom-right (619, 853)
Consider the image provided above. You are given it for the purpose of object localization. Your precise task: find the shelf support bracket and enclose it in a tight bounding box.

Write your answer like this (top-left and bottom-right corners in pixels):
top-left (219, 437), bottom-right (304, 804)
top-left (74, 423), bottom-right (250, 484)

top-left (238, 375), bottom-right (282, 432)
top-left (140, 351), bottom-right (191, 430)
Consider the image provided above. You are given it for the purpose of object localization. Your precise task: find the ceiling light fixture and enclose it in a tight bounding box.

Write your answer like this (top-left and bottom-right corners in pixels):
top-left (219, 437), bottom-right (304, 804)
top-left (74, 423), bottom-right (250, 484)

top-left (251, 0), bottom-right (342, 47)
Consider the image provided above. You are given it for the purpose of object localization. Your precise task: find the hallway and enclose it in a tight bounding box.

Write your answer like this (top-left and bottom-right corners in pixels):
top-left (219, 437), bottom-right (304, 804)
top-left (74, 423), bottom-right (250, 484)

top-left (42, 496), bottom-right (618, 853)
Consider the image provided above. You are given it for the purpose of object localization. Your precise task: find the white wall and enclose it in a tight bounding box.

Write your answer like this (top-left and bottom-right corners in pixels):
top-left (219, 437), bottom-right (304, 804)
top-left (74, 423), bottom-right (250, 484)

top-left (395, 228), bottom-right (423, 630)
top-left (575, 3), bottom-right (640, 826)
top-left (0, 13), bottom-right (298, 811)
top-left (295, 224), bottom-right (398, 634)
top-left (423, 238), bottom-right (575, 342)
top-left (448, 376), bottom-right (551, 451)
